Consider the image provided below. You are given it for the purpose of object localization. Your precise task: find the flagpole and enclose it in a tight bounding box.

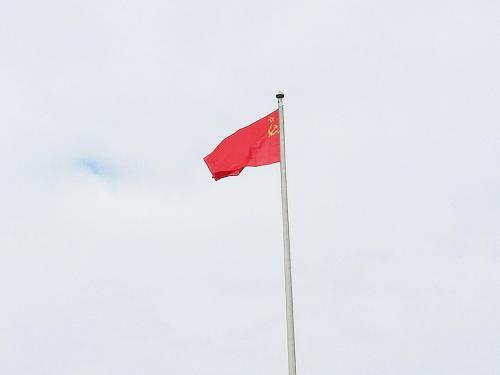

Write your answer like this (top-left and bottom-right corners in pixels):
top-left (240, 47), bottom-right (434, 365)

top-left (277, 91), bottom-right (297, 375)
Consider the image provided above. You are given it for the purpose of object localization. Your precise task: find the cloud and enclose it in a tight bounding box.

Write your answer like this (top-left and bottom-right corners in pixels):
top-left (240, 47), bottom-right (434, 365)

top-left (74, 157), bottom-right (116, 178)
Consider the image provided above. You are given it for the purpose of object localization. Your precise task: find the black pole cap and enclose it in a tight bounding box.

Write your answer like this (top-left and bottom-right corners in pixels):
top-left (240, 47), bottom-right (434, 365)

top-left (276, 91), bottom-right (284, 99)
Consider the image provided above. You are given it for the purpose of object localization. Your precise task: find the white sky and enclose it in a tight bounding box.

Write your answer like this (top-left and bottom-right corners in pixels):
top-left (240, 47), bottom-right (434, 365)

top-left (1, 0), bottom-right (499, 374)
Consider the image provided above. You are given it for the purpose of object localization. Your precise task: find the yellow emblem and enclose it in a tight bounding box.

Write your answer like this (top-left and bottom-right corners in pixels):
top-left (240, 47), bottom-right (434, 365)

top-left (267, 116), bottom-right (279, 138)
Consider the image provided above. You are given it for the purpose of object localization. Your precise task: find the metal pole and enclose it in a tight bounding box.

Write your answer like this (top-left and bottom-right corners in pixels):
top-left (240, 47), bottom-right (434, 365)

top-left (277, 91), bottom-right (297, 375)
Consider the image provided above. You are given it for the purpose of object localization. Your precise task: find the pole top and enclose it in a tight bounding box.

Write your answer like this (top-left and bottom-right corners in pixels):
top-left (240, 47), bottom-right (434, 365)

top-left (276, 91), bottom-right (284, 99)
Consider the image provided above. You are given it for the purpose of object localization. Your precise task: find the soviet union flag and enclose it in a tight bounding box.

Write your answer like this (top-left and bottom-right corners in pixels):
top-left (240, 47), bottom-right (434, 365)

top-left (204, 110), bottom-right (280, 180)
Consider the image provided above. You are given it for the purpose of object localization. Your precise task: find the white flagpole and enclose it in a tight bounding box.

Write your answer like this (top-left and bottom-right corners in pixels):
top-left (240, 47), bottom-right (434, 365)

top-left (277, 91), bottom-right (297, 375)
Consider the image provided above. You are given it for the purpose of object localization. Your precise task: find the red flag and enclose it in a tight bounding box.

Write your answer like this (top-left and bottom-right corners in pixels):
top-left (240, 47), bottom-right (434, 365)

top-left (204, 110), bottom-right (280, 180)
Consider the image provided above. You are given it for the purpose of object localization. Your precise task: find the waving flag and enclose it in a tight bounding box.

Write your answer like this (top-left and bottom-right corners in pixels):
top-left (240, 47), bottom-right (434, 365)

top-left (203, 110), bottom-right (280, 180)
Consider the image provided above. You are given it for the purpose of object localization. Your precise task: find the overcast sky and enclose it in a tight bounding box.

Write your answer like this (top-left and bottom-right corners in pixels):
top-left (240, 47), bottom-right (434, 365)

top-left (1, 0), bottom-right (499, 374)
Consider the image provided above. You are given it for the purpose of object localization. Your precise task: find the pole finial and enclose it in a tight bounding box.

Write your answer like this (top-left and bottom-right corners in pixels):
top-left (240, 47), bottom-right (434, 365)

top-left (276, 91), bottom-right (284, 99)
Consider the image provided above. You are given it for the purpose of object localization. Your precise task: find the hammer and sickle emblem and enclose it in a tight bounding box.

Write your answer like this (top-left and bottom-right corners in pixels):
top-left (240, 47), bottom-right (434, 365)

top-left (267, 116), bottom-right (279, 138)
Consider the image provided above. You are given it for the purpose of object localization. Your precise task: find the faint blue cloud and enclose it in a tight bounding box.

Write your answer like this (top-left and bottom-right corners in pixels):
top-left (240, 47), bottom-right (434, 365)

top-left (74, 157), bottom-right (117, 179)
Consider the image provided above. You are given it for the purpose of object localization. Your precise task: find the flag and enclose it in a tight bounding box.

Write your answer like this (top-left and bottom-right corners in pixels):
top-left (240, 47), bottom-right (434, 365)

top-left (204, 110), bottom-right (280, 180)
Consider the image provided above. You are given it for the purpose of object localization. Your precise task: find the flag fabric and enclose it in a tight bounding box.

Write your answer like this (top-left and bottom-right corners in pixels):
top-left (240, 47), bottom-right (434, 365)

top-left (204, 110), bottom-right (280, 180)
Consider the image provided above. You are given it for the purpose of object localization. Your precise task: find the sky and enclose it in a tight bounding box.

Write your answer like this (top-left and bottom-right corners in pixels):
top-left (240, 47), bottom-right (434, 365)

top-left (1, 0), bottom-right (499, 374)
